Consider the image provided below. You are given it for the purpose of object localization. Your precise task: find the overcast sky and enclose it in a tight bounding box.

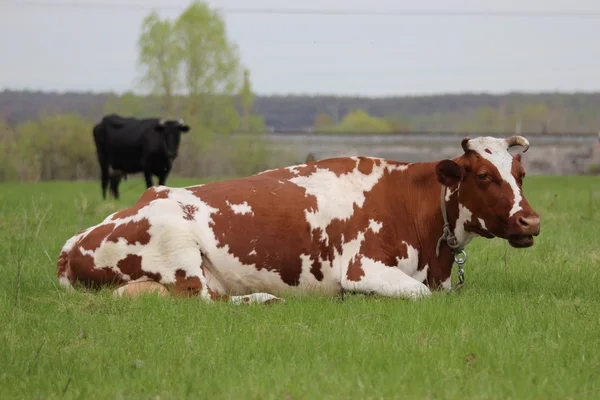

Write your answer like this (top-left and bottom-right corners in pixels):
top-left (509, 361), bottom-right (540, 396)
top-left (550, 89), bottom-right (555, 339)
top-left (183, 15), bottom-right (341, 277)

top-left (1, 0), bottom-right (600, 96)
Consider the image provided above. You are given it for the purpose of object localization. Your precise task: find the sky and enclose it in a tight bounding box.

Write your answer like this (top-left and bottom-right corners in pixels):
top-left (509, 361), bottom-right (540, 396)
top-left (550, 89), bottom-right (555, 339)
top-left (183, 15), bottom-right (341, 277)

top-left (1, 0), bottom-right (600, 96)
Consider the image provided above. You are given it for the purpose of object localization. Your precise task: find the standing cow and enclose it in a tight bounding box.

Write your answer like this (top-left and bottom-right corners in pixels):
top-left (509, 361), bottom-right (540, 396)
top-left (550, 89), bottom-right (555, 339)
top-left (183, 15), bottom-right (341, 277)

top-left (92, 114), bottom-right (190, 200)
top-left (58, 135), bottom-right (540, 303)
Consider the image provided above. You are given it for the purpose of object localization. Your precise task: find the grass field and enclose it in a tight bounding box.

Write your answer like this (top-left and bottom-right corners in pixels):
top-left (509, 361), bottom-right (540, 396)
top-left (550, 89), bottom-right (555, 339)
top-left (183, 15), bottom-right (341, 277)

top-left (1, 175), bottom-right (600, 400)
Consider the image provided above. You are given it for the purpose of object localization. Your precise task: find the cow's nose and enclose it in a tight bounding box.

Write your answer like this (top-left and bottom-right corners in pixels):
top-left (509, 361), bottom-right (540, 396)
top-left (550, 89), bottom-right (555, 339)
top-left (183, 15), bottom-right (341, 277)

top-left (517, 215), bottom-right (540, 236)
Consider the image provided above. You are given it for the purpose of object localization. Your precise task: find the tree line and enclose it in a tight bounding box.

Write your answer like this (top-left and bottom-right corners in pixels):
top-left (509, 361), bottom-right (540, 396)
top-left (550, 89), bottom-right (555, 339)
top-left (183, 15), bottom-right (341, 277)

top-left (3, 90), bottom-right (600, 134)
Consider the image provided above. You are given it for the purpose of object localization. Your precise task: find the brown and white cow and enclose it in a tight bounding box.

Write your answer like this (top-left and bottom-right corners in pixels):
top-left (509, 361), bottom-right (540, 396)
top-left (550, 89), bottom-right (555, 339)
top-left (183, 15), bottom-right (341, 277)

top-left (56, 135), bottom-right (540, 303)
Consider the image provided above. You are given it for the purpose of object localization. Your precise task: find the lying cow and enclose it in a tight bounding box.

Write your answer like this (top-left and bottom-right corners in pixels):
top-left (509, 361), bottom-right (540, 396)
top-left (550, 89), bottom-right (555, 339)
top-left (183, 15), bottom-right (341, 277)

top-left (57, 136), bottom-right (540, 303)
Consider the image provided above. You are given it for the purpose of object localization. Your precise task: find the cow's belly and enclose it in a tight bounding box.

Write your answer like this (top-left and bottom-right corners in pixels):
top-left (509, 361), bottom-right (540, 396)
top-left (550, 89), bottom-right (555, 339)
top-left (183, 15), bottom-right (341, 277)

top-left (200, 246), bottom-right (343, 297)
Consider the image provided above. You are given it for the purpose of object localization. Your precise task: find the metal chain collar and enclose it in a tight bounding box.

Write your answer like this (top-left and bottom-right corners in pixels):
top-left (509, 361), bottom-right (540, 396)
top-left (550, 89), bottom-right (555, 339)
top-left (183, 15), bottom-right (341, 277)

top-left (436, 185), bottom-right (468, 291)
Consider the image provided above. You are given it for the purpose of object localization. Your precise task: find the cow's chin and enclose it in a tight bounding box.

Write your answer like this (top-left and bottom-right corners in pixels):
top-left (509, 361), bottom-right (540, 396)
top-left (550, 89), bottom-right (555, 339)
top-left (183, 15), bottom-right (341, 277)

top-left (507, 234), bottom-right (535, 248)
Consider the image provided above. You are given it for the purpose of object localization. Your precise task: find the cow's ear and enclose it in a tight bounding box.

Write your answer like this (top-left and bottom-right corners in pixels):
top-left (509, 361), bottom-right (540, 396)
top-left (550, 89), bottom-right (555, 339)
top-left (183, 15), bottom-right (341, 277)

top-left (435, 159), bottom-right (463, 187)
top-left (180, 125), bottom-right (190, 133)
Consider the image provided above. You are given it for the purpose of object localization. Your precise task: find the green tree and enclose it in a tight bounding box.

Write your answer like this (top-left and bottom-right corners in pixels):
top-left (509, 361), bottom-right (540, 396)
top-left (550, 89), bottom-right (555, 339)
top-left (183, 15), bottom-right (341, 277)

top-left (137, 11), bottom-right (180, 116)
top-left (313, 112), bottom-right (334, 131)
top-left (239, 68), bottom-right (253, 132)
top-left (334, 109), bottom-right (393, 133)
top-left (174, 0), bottom-right (242, 133)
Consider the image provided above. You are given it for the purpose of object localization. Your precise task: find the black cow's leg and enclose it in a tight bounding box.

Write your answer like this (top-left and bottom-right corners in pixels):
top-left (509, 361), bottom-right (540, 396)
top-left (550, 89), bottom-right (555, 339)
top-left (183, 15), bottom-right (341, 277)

top-left (100, 164), bottom-right (110, 200)
top-left (109, 173), bottom-right (122, 200)
top-left (144, 171), bottom-right (154, 188)
top-left (158, 174), bottom-right (167, 186)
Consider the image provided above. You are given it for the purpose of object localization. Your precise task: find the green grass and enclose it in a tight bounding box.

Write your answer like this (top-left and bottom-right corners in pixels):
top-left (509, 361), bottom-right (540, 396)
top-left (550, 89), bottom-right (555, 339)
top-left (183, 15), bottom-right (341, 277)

top-left (1, 175), bottom-right (600, 400)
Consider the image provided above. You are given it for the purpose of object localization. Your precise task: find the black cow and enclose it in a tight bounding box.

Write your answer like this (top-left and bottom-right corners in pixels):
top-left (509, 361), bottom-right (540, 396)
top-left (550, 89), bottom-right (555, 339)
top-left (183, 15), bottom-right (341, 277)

top-left (92, 114), bottom-right (190, 200)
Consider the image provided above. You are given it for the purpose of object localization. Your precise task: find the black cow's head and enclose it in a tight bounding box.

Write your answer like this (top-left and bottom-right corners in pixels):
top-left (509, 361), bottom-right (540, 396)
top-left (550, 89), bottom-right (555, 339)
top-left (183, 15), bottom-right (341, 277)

top-left (155, 118), bottom-right (190, 160)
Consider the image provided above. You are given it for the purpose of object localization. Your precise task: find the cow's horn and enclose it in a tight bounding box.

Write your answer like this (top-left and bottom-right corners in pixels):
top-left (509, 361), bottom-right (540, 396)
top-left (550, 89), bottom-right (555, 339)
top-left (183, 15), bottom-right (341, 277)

top-left (158, 119), bottom-right (166, 125)
top-left (178, 118), bottom-right (184, 125)
top-left (505, 135), bottom-right (529, 153)
top-left (461, 137), bottom-right (471, 152)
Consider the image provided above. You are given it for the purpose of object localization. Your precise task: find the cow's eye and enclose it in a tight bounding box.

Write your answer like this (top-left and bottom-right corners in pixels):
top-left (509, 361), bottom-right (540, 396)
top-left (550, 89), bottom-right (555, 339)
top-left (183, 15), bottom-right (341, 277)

top-left (476, 173), bottom-right (489, 181)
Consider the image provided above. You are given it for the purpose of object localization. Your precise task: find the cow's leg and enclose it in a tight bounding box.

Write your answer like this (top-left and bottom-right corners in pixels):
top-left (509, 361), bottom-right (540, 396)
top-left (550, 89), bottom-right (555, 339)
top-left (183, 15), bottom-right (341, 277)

top-left (157, 173), bottom-right (167, 186)
top-left (98, 161), bottom-right (110, 200)
top-left (144, 171), bottom-right (154, 188)
top-left (342, 257), bottom-right (431, 300)
top-left (172, 265), bottom-right (284, 305)
top-left (109, 171), bottom-right (122, 200)
top-left (110, 240), bottom-right (283, 304)
top-left (113, 281), bottom-right (169, 298)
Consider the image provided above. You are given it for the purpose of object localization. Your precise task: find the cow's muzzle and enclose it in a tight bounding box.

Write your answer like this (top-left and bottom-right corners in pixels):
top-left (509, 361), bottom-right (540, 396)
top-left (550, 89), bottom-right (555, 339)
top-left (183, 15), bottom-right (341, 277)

top-left (507, 213), bottom-right (540, 248)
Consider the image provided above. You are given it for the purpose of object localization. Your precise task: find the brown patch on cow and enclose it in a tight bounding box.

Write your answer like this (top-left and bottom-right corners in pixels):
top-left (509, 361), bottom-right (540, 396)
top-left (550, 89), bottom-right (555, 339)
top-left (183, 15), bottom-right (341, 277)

top-left (173, 269), bottom-right (203, 297)
top-left (111, 187), bottom-right (170, 220)
top-left (78, 223), bottom-right (116, 251)
top-left (346, 256), bottom-right (365, 282)
top-left (67, 245), bottom-right (125, 287)
top-left (116, 254), bottom-right (161, 281)
top-left (57, 251), bottom-right (69, 277)
top-left (313, 157), bottom-right (357, 177)
top-left (107, 218), bottom-right (152, 246)
top-left (243, 296), bottom-right (251, 303)
top-left (179, 203), bottom-right (198, 221)
top-left (310, 259), bottom-right (324, 281)
top-left (356, 157), bottom-right (374, 175)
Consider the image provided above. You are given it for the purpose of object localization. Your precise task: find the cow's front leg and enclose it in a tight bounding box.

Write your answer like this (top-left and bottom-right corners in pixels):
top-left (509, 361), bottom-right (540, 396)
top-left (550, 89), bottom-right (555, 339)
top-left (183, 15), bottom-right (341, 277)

top-left (143, 171), bottom-right (154, 188)
top-left (157, 173), bottom-right (168, 186)
top-left (342, 256), bottom-right (431, 300)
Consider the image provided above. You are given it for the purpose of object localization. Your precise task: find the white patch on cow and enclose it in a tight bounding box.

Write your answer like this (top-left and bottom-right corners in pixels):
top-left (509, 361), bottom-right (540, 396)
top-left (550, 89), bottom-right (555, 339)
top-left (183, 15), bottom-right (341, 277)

top-left (478, 218), bottom-right (488, 230)
top-left (441, 276), bottom-right (452, 291)
top-left (445, 186), bottom-right (458, 202)
top-left (248, 249), bottom-right (257, 256)
top-left (395, 241), bottom-right (420, 277)
top-left (227, 200), bottom-right (253, 215)
top-left (466, 137), bottom-right (523, 217)
top-left (386, 163), bottom-right (409, 173)
top-left (454, 203), bottom-right (478, 247)
top-left (229, 293), bottom-right (284, 305)
top-left (368, 219), bottom-right (383, 233)
top-left (289, 161), bottom-right (386, 245)
top-left (256, 168), bottom-right (276, 175)
top-left (413, 263), bottom-right (429, 284)
top-left (286, 165), bottom-right (305, 175)
top-left (154, 185), bottom-right (171, 194)
top-left (58, 276), bottom-right (74, 291)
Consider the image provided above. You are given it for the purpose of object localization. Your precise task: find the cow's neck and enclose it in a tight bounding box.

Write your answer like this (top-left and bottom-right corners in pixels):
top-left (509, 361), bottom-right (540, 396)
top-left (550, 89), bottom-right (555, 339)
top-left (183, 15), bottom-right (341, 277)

top-left (395, 161), bottom-right (473, 287)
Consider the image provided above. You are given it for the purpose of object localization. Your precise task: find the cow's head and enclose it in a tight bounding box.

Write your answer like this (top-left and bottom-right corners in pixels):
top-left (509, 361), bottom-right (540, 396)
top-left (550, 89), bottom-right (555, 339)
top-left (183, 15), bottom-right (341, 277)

top-left (436, 136), bottom-right (540, 248)
top-left (155, 119), bottom-right (190, 160)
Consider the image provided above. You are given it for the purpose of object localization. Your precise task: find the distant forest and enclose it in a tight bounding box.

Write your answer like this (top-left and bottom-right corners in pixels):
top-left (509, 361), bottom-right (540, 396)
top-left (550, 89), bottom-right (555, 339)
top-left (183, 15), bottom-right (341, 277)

top-left (1, 89), bottom-right (600, 134)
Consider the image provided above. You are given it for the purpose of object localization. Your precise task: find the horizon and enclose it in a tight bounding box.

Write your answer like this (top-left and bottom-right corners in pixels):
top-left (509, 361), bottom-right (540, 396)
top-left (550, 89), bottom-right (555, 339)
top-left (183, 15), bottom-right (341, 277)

top-left (3, 87), bottom-right (600, 100)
